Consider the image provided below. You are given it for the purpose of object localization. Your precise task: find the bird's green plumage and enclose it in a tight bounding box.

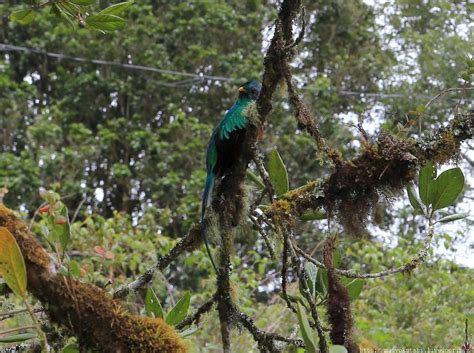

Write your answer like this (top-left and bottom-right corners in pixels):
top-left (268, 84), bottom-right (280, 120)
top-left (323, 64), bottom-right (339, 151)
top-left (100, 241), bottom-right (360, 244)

top-left (206, 98), bottom-right (250, 174)
top-left (201, 80), bottom-right (261, 273)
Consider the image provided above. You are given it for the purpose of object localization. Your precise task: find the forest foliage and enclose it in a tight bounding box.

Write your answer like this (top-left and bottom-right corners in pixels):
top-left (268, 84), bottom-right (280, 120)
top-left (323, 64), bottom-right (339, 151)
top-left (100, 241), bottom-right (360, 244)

top-left (0, 0), bottom-right (473, 351)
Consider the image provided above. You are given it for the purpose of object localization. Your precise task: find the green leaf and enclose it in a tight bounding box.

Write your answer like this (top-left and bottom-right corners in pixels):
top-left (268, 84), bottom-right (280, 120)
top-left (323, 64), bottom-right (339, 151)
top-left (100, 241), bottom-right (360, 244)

top-left (431, 168), bottom-right (464, 211)
top-left (333, 249), bottom-right (342, 268)
top-left (300, 210), bottom-right (327, 221)
top-left (296, 303), bottom-right (318, 353)
top-left (415, 105), bottom-right (425, 114)
top-left (329, 345), bottom-right (348, 353)
top-left (51, 4), bottom-right (75, 29)
top-left (70, 0), bottom-right (95, 5)
top-left (0, 332), bottom-right (37, 343)
top-left (281, 293), bottom-right (306, 307)
top-left (50, 204), bottom-right (71, 252)
top-left (180, 326), bottom-right (200, 338)
top-left (304, 262), bottom-right (318, 297)
top-left (62, 343), bottom-right (80, 353)
top-left (86, 14), bottom-right (126, 32)
top-left (418, 162), bottom-right (436, 206)
top-left (407, 184), bottom-right (424, 213)
top-left (437, 213), bottom-right (469, 223)
top-left (246, 170), bottom-right (265, 190)
top-left (98, 1), bottom-right (134, 16)
top-left (267, 149), bottom-right (289, 196)
top-left (165, 291), bottom-right (190, 326)
top-left (39, 189), bottom-right (60, 204)
top-left (461, 71), bottom-right (471, 82)
top-left (344, 279), bottom-right (364, 300)
top-left (68, 260), bottom-right (81, 278)
top-left (314, 269), bottom-right (328, 298)
top-left (9, 9), bottom-right (36, 25)
top-left (145, 288), bottom-right (164, 319)
top-left (0, 227), bottom-right (27, 298)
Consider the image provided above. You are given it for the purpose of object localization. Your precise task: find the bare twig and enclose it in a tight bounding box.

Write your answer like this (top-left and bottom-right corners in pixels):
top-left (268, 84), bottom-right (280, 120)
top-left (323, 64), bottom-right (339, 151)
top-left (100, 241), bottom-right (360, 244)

top-left (71, 196), bottom-right (87, 224)
top-left (250, 213), bottom-right (276, 259)
top-left (294, 223), bottom-right (435, 279)
top-left (113, 224), bottom-right (201, 299)
top-left (28, 202), bottom-right (47, 230)
top-left (0, 307), bottom-right (43, 321)
top-left (253, 149), bottom-right (275, 200)
top-left (281, 234), bottom-right (296, 313)
top-left (0, 325), bottom-right (36, 336)
top-left (424, 87), bottom-right (474, 110)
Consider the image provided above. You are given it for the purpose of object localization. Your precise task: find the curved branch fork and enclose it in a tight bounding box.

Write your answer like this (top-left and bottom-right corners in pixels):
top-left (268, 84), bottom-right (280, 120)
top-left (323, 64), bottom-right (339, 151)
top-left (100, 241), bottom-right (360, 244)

top-left (0, 205), bottom-right (187, 353)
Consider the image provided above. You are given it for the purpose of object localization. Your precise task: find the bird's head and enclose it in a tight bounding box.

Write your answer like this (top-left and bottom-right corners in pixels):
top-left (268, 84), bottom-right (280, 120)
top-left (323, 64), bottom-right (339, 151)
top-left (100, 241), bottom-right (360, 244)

top-left (238, 80), bottom-right (261, 101)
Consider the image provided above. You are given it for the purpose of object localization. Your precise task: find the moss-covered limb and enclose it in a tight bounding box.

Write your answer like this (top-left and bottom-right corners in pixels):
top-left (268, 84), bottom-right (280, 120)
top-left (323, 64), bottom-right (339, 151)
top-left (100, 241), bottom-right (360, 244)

top-left (257, 0), bottom-right (302, 123)
top-left (0, 205), bottom-right (187, 353)
top-left (265, 112), bottom-right (473, 233)
top-left (237, 310), bottom-right (304, 352)
top-left (323, 237), bottom-right (358, 352)
top-left (282, 60), bottom-right (343, 165)
top-left (216, 244), bottom-right (233, 353)
top-left (208, 1), bottom-right (304, 351)
top-left (417, 112), bottom-right (473, 163)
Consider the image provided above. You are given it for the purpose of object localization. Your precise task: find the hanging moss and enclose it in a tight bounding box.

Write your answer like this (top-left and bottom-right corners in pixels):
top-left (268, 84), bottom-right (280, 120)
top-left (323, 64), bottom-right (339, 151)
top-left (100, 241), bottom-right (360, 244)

top-left (262, 112), bottom-right (472, 236)
top-left (323, 237), bottom-right (359, 352)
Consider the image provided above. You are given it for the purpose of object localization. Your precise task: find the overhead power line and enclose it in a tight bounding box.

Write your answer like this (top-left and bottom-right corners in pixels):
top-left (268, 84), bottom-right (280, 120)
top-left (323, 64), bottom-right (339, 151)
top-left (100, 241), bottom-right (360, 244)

top-left (0, 43), bottom-right (468, 101)
top-left (0, 43), bottom-right (233, 85)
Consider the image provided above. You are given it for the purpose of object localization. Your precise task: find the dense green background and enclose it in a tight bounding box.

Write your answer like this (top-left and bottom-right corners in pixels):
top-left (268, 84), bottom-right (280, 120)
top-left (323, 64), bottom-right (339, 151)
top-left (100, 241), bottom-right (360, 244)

top-left (0, 0), bottom-right (472, 350)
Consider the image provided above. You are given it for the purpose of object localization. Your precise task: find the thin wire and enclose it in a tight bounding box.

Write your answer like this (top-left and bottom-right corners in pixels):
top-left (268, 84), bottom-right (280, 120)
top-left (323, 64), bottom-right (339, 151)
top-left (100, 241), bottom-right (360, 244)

top-left (0, 42), bottom-right (469, 101)
top-left (0, 43), bottom-right (233, 83)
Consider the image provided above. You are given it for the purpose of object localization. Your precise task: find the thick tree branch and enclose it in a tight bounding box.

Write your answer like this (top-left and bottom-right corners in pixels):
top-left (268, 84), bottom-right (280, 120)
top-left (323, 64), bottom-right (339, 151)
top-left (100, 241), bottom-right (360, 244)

top-left (209, 1), bottom-right (304, 352)
top-left (0, 205), bottom-right (187, 352)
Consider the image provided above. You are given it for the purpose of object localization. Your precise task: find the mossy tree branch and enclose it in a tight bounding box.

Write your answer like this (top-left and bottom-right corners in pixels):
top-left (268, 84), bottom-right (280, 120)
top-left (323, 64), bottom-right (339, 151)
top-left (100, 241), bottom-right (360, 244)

top-left (210, 1), bottom-right (306, 351)
top-left (266, 112), bottom-right (473, 231)
top-left (0, 205), bottom-right (187, 353)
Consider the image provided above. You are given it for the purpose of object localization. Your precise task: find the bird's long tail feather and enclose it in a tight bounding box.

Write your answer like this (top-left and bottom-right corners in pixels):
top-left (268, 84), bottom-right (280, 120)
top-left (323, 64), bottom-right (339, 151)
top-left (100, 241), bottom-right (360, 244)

top-left (201, 173), bottom-right (218, 273)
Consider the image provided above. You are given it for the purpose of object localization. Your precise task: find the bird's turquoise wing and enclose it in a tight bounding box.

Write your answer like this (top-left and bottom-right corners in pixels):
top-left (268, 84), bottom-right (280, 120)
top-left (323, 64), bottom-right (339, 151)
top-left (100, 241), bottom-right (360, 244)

top-left (206, 101), bottom-right (249, 173)
top-left (218, 103), bottom-right (248, 140)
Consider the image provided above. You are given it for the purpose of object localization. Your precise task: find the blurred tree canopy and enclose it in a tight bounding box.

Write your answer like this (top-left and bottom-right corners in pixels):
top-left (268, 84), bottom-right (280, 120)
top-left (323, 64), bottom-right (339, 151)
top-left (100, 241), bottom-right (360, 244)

top-left (0, 0), bottom-right (472, 350)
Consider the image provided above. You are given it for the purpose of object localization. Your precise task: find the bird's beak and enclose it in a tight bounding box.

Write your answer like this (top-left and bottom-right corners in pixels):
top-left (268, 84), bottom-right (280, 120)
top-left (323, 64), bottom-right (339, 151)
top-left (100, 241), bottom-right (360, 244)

top-left (239, 86), bottom-right (246, 93)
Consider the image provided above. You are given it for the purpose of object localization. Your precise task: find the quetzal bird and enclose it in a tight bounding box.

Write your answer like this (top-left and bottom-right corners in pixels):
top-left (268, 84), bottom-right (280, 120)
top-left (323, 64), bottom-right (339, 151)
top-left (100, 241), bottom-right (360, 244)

top-left (201, 80), bottom-right (262, 272)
